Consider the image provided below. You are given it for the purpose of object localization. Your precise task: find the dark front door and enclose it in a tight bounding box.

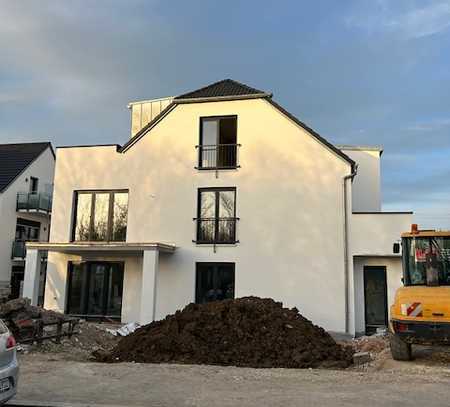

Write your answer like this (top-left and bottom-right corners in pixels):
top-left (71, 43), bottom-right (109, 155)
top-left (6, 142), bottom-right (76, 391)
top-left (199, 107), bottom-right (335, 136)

top-left (67, 262), bottom-right (124, 319)
top-left (364, 266), bottom-right (388, 334)
top-left (196, 263), bottom-right (235, 304)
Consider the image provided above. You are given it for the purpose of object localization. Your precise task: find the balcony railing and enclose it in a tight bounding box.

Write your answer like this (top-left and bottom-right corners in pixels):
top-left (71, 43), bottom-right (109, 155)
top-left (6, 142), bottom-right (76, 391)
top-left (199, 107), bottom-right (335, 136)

top-left (196, 144), bottom-right (240, 170)
top-left (195, 217), bottom-right (239, 244)
top-left (11, 240), bottom-right (26, 259)
top-left (17, 192), bottom-right (52, 214)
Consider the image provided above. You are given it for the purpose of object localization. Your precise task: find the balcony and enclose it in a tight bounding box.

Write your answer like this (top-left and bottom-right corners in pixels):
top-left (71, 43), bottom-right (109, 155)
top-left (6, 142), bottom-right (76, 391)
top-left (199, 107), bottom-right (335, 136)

top-left (195, 217), bottom-right (239, 244)
top-left (196, 144), bottom-right (240, 170)
top-left (16, 192), bottom-right (52, 215)
top-left (11, 240), bottom-right (26, 260)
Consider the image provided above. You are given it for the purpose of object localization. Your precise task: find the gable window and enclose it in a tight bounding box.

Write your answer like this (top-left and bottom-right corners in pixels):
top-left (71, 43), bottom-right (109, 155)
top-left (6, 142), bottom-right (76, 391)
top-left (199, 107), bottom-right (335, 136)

top-left (73, 190), bottom-right (128, 242)
top-left (196, 187), bottom-right (237, 244)
top-left (198, 116), bottom-right (239, 169)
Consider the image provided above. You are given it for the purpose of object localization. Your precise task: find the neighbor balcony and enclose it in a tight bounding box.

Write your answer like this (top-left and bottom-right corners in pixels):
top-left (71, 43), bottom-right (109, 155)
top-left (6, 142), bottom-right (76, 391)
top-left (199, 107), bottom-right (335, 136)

top-left (16, 192), bottom-right (52, 215)
top-left (11, 240), bottom-right (26, 260)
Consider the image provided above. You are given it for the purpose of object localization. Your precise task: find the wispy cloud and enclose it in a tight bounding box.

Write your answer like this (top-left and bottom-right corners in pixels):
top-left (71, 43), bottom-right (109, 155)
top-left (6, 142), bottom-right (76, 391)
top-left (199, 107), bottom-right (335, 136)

top-left (346, 1), bottom-right (450, 39)
top-left (406, 118), bottom-right (450, 131)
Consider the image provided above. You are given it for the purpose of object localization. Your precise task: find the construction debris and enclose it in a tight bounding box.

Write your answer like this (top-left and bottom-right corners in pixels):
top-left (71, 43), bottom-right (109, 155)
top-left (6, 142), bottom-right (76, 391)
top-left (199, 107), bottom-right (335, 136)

top-left (0, 298), bottom-right (76, 344)
top-left (352, 352), bottom-right (371, 365)
top-left (25, 320), bottom-right (120, 361)
top-left (106, 322), bottom-right (140, 337)
top-left (95, 297), bottom-right (354, 368)
top-left (352, 334), bottom-right (389, 355)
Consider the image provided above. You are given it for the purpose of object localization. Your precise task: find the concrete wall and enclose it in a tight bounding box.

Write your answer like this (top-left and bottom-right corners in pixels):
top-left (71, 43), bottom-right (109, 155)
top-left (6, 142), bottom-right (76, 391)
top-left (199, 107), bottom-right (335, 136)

top-left (350, 212), bottom-right (412, 256)
top-left (0, 147), bottom-right (55, 286)
top-left (353, 256), bottom-right (403, 335)
top-left (340, 148), bottom-right (381, 212)
top-left (46, 98), bottom-right (353, 333)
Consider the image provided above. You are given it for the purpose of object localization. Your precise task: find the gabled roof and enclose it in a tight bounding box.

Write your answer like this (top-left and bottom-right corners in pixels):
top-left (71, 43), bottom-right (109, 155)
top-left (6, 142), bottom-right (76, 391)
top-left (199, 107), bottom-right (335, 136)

top-left (0, 142), bottom-right (54, 193)
top-left (174, 79), bottom-right (272, 102)
top-left (120, 79), bottom-right (354, 168)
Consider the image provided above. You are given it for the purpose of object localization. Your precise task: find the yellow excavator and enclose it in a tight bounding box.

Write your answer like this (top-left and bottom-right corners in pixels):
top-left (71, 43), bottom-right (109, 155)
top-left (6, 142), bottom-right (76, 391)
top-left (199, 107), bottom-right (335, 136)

top-left (390, 224), bottom-right (450, 360)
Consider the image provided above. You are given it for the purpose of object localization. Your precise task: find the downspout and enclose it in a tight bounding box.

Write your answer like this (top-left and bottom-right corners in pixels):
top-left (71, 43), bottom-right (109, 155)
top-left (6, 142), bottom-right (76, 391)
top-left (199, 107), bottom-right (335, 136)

top-left (343, 165), bottom-right (358, 335)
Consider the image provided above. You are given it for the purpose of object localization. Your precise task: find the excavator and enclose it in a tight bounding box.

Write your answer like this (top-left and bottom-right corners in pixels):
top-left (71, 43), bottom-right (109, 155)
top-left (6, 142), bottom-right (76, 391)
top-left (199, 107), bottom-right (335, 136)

top-left (390, 224), bottom-right (450, 360)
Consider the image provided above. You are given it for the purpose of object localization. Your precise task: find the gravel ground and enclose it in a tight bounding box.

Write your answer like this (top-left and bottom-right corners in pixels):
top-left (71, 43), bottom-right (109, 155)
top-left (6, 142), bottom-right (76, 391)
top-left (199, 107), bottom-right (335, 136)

top-left (13, 345), bottom-right (450, 407)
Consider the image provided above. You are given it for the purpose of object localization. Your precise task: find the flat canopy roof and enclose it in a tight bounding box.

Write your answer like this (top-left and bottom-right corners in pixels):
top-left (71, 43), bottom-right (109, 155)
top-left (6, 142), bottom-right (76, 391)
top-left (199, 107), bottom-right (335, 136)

top-left (26, 242), bottom-right (177, 254)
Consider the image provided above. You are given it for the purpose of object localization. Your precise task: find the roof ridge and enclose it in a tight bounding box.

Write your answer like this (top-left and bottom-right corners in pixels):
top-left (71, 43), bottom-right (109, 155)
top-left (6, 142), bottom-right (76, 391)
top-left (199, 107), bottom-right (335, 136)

top-left (175, 78), bottom-right (269, 100)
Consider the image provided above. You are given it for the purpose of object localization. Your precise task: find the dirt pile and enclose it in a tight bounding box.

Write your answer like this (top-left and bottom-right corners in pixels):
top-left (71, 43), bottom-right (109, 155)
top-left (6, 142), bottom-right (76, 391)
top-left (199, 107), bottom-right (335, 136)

top-left (0, 298), bottom-right (69, 342)
top-left (96, 297), bottom-right (354, 368)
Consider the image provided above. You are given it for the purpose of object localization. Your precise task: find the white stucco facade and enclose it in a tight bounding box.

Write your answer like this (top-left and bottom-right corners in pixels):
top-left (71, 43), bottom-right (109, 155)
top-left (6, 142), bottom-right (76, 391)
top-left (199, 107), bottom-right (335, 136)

top-left (0, 145), bottom-right (55, 296)
top-left (24, 84), bottom-right (412, 336)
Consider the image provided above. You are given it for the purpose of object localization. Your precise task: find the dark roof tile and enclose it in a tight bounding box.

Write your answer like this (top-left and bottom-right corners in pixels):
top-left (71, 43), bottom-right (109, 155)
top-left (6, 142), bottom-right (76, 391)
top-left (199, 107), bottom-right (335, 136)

top-left (0, 142), bottom-right (52, 192)
top-left (175, 79), bottom-right (270, 100)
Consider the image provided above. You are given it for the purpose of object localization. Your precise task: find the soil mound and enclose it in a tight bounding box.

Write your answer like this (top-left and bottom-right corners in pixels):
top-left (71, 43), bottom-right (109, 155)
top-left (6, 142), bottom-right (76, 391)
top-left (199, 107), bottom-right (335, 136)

top-left (96, 297), bottom-right (353, 368)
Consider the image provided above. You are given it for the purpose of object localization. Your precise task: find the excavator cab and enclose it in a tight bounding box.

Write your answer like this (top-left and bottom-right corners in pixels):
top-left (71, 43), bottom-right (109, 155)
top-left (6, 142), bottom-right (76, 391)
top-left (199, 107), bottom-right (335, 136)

top-left (390, 225), bottom-right (450, 360)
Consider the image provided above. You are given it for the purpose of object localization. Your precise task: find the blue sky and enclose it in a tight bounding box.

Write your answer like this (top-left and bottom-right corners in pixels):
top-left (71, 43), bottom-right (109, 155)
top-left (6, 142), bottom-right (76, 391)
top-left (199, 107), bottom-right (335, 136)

top-left (1, 0), bottom-right (450, 227)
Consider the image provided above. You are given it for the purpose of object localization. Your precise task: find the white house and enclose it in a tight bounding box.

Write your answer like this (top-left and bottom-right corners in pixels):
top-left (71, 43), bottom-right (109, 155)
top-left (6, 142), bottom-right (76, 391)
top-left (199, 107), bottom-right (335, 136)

top-left (0, 142), bottom-right (55, 301)
top-left (23, 80), bottom-right (412, 336)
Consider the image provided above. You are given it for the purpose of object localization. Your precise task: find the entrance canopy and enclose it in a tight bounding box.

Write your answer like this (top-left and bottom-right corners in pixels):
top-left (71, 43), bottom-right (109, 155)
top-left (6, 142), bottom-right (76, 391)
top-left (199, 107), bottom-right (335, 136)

top-left (25, 241), bottom-right (176, 256)
top-left (23, 242), bottom-right (177, 321)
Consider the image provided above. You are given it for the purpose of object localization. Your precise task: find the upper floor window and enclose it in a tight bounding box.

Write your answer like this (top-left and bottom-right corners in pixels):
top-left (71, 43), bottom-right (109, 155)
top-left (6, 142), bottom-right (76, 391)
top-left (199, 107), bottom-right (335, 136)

top-left (30, 177), bottom-right (39, 193)
top-left (197, 116), bottom-right (239, 169)
top-left (196, 187), bottom-right (237, 244)
top-left (72, 190), bottom-right (128, 242)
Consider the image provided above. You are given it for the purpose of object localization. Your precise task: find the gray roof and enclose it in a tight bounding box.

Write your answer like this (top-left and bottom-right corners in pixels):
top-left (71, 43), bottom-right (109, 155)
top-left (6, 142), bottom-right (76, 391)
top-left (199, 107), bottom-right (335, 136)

top-left (0, 142), bottom-right (53, 193)
top-left (175, 79), bottom-right (271, 101)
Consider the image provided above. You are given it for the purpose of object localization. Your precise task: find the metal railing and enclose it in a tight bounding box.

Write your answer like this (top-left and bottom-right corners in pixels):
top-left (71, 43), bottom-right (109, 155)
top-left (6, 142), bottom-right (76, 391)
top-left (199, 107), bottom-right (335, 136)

top-left (195, 218), bottom-right (238, 244)
top-left (16, 192), bottom-right (52, 213)
top-left (11, 240), bottom-right (26, 259)
top-left (196, 144), bottom-right (240, 169)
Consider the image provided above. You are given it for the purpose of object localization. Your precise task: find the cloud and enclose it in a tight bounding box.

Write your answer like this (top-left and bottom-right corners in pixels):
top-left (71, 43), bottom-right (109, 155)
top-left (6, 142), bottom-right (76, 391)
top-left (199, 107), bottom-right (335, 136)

top-left (406, 118), bottom-right (450, 131)
top-left (1, 1), bottom-right (450, 228)
top-left (346, 1), bottom-right (450, 39)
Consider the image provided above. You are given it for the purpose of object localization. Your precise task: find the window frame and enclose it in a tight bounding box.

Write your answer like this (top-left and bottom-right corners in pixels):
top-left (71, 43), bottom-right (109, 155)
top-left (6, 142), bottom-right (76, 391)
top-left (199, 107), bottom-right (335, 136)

top-left (66, 261), bottom-right (124, 319)
top-left (195, 262), bottom-right (235, 304)
top-left (29, 177), bottom-right (39, 193)
top-left (196, 187), bottom-right (238, 244)
top-left (198, 115), bottom-right (239, 170)
top-left (71, 189), bottom-right (129, 242)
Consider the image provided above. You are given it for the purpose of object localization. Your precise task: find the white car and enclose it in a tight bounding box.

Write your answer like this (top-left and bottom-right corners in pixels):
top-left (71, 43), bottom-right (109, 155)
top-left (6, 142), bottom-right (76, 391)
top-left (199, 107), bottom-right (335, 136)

top-left (0, 320), bottom-right (18, 404)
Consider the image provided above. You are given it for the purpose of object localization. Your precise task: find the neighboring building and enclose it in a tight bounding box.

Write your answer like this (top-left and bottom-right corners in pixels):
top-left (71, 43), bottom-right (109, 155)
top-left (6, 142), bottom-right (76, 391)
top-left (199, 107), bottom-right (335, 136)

top-left (0, 142), bottom-right (55, 301)
top-left (23, 80), bottom-right (412, 336)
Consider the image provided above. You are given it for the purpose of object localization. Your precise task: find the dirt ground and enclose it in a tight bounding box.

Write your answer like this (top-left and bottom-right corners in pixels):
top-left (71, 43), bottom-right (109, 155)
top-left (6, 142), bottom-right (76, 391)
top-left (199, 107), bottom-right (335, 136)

top-left (12, 342), bottom-right (450, 407)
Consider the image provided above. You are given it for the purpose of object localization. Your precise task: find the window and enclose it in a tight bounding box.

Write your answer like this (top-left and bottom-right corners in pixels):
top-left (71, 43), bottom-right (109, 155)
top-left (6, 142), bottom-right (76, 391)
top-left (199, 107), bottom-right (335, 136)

top-left (66, 262), bottom-right (124, 318)
top-left (198, 116), bottom-right (238, 169)
top-left (196, 188), bottom-right (237, 244)
top-left (403, 236), bottom-right (450, 286)
top-left (73, 191), bottom-right (129, 242)
top-left (196, 263), bottom-right (235, 304)
top-left (30, 177), bottom-right (39, 193)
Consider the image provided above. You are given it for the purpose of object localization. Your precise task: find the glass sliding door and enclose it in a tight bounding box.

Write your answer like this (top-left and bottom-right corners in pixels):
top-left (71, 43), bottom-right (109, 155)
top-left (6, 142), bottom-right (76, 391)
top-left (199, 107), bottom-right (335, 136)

top-left (87, 263), bottom-right (108, 316)
top-left (67, 263), bottom-right (87, 315)
top-left (67, 262), bottom-right (124, 319)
